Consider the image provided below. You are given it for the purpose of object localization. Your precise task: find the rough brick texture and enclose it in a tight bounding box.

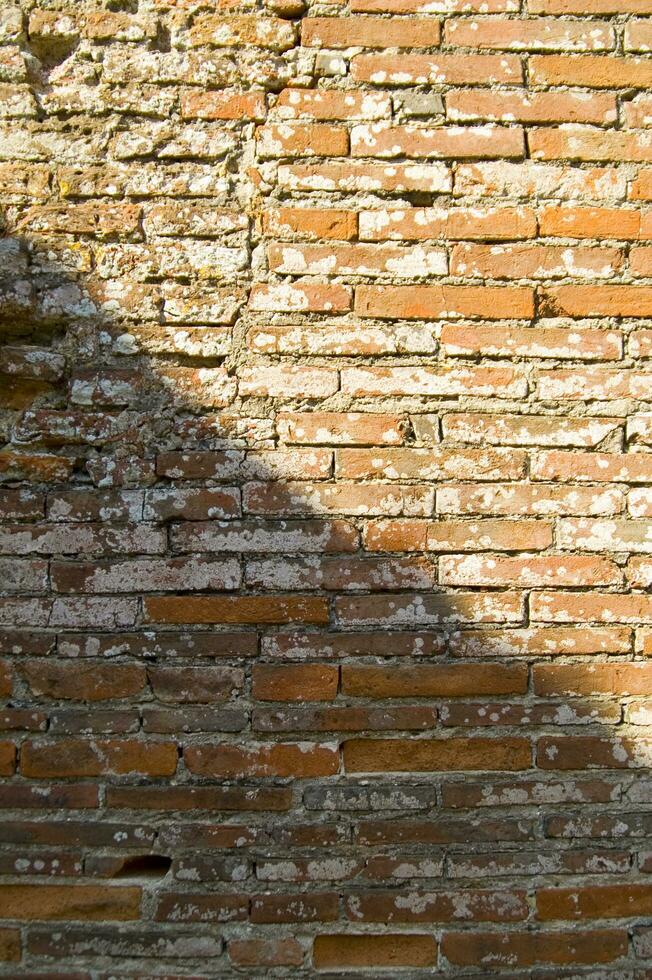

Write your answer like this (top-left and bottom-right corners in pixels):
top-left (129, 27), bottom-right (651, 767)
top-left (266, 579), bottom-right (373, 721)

top-left (1, 0), bottom-right (652, 974)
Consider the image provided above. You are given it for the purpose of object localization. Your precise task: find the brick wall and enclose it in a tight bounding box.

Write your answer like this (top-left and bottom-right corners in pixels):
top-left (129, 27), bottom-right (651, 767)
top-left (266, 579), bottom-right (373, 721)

top-left (1, 0), bottom-right (652, 974)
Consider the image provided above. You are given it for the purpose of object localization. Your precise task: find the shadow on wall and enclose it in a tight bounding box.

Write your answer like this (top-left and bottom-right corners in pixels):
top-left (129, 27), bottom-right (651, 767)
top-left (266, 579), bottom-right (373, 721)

top-left (0, 234), bottom-right (649, 976)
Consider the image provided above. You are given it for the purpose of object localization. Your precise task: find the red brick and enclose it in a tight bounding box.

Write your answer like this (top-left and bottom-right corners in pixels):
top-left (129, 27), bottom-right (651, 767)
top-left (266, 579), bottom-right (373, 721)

top-left (537, 884), bottom-right (652, 919)
top-left (344, 888), bottom-right (528, 922)
top-left (21, 739), bottom-right (177, 778)
top-left (441, 929), bottom-right (627, 967)
top-left (21, 660), bottom-right (146, 700)
top-left (344, 737), bottom-right (531, 772)
top-left (253, 665), bottom-right (339, 701)
top-left (184, 741), bottom-right (340, 777)
top-left (229, 938), bottom-right (303, 968)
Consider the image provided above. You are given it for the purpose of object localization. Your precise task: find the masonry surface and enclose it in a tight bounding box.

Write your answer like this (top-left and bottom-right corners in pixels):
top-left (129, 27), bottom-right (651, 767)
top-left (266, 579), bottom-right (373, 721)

top-left (2, 0), bottom-right (652, 974)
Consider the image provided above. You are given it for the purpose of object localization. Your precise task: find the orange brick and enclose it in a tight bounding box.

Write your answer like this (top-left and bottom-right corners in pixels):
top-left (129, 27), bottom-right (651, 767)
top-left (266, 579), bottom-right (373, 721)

top-left (445, 18), bottom-right (614, 51)
top-left (626, 20), bottom-right (652, 51)
top-left (249, 282), bottom-right (352, 313)
top-left (530, 125), bottom-right (652, 161)
top-left (352, 0), bottom-right (517, 8)
top-left (351, 122), bottom-right (525, 159)
top-left (189, 15), bottom-right (296, 50)
top-left (450, 242), bottom-right (622, 280)
top-left (257, 124), bottom-right (348, 158)
top-left (531, 591), bottom-right (652, 624)
top-left (440, 554), bottom-right (621, 587)
top-left (359, 205), bottom-right (536, 241)
top-left (440, 325), bottom-right (621, 360)
top-left (278, 161), bottom-right (451, 193)
top-left (539, 205), bottom-right (646, 239)
top-left (543, 285), bottom-right (652, 317)
top-left (530, 0), bottom-right (652, 9)
top-left (275, 89), bottom-right (390, 121)
top-left (447, 89), bottom-right (616, 124)
top-left (533, 662), bottom-right (652, 696)
top-left (277, 412), bottom-right (405, 445)
top-left (302, 17), bottom-right (441, 48)
top-left (532, 450), bottom-right (652, 483)
top-left (181, 90), bottom-right (266, 120)
top-left (530, 54), bottom-right (652, 88)
top-left (351, 53), bottom-right (522, 85)
top-left (267, 241), bottom-right (447, 277)
top-left (364, 517), bottom-right (552, 552)
top-left (355, 284), bottom-right (534, 319)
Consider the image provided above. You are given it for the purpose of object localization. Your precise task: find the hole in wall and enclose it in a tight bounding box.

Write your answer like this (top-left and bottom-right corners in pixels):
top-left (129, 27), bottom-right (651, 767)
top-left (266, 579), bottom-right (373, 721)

top-left (112, 854), bottom-right (172, 879)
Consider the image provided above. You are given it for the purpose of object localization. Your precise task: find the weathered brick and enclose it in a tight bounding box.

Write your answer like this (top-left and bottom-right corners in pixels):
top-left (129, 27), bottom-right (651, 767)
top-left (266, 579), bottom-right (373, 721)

top-left (253, 665), bottom-right (339, 701)
top-left (313, 934), bottom-right (436, 969)
top-left (352, 53), bottom-right (522, 85)
top-left (229, 937), bottom-right (303, 967)
top-left (185, 742), bottom-right (340, 778)
top-left (344, 737), bottom-right (530, 771)
top-left (445, 18), bottom-right (613, 51)
top-left (264, 207), bottom-right (358, 240)
top-left (5, 3), bottom-right (652, 971)
top-left (0, 885), bottom-right (140, 921)
top-left (359, 205), bottom-right (536, 241)
top-left (537, 883), bottom-right (652, 919)
top-left (181, 90), bottom-right (266, 121)
top-left (341, 663), bottom-right (527, 697)
top-left (354, 285), bottom-right (534, 319)
top-left (21, 739), bottom-right (177, 778)
top-left (441, 929), bottom-right (627, 967)
top-left (257, 124), bottom-right (348, 158)
top-left (351, 122), bottom-right (525, 159)
top-left (21, 660), bottom-right (146, 701)
top-left (278, 161), bottom-right (451, 193)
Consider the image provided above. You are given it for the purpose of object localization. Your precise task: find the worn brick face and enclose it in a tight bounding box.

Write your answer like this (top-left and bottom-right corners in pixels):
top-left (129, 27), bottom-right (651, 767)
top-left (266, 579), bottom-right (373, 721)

top-left (1, 0), bottom-right (651, 973)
